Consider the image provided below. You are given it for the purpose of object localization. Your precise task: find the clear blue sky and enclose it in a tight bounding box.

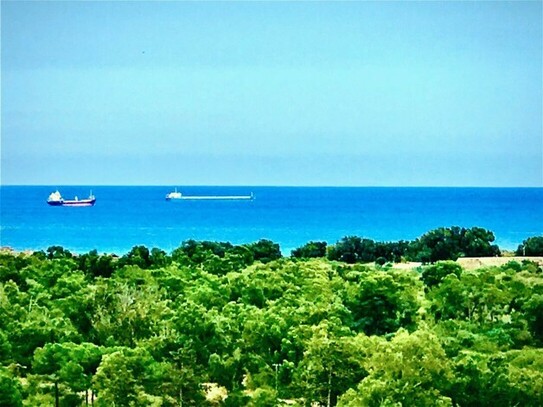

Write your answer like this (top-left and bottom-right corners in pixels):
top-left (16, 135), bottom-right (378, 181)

top-left (2, 1), bottom-right (542, 186)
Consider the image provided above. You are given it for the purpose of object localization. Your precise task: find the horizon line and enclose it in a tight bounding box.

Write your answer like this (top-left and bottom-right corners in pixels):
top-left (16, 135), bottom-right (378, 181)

top-left (1, 184), bottom-right (542, 189)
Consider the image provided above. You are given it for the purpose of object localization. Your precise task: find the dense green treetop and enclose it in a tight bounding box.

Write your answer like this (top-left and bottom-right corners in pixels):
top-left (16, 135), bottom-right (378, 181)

top-left (0, 228), bottom-right (542, 406)
top-left (517, 236), bottom-right (543, 256)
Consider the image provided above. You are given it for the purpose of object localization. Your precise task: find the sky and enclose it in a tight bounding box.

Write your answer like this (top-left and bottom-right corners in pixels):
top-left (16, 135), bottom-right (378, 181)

top-left (1, 1), bottom-right (542, 186)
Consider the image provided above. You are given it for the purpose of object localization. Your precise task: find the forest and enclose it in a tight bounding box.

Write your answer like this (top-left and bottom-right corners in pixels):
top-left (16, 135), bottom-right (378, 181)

top-left (1, 227), bottom-right (543, 406)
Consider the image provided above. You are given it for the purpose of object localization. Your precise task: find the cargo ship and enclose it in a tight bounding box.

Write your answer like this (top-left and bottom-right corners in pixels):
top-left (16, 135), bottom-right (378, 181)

top-left (165, 188), bottom-right (254, 201)
top-left (47, 190), bottom-right (96, 207)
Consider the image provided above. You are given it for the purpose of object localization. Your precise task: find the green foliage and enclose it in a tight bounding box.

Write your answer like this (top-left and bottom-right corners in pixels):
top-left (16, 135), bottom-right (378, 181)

top-left (327, 236), bottom-right (377, 263)
top-left (93, 348), bottom-right (164, 407)
top-left (245, 239), bottom-right (282, 263)
top-left (176, 240), bottom-right (232, 263)
top-left (524, 294), bottom-right (543, 344)
top-left (247, 387), bottom-right (277, 406)
top-left (0, 253), bottom-right (31, 286)
top-left (327, 227), bottom-right (503, 265)
top-left (447, 349), bottom-right (543, 406)
top-left (338, 328), bottom-right (453, 406)
top-left (291, 241), bottom-right (327, 259)
top-left (171, 240), bottom-right (256, 273)
top-left (409, 226), bottom-right (500, 263)
top-left (293, 321), bottom-right (367, 406)
top-left (118, 245), bottom-right (152, 269)
top-left (1, 237), bottom-right (543, 406)
top-left (0, 367), bottom-right (22, 407)
top-left (374, 256), bottom-right (386, 266)
top-left (46, 246), bottom-right (73, 260)
top-left (373, 240), bottom-right (410, 263)
top-left (343, 269), bottom-right (421, 335)
top-left (421, 261), bottom-right (463, 289)
top-left (77, 250), bottom-right (115, 278)
top-left (517, 236), bottom-right (543, 256)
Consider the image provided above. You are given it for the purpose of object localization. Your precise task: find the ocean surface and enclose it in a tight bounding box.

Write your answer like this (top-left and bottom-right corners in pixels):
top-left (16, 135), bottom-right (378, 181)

top-left (1, 186), bottom-right (542, 255)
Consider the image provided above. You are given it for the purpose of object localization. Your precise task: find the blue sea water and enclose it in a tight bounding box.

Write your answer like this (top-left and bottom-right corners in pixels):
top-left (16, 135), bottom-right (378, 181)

top-left (1, 186), bottom-right (542, 255)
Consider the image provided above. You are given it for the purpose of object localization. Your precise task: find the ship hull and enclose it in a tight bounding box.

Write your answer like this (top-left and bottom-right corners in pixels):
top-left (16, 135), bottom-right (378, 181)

top-left (175, 196), bottom-right (253, 200)
top-left (165, 189), bottom-right (254, 201)
top-left (47, 198), bottom-right (96, 207)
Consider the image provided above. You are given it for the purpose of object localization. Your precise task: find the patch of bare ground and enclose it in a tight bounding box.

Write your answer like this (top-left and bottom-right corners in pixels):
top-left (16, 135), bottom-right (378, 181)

top-left (390, 262), bottom-right (422, 270)
top-left (456, 256), bottom-right (543, 270)
top-left (388, 257), bottom-right (543, 271)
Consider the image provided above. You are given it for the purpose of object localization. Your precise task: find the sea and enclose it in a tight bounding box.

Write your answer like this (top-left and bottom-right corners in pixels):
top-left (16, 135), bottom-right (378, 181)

top-left (1, 186), bottom-right (542, 255)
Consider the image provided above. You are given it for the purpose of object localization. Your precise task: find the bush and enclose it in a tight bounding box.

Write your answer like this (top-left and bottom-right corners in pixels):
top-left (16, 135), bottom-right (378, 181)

top-left (408, 227), bottom-right (500, 263)
top-left (328, 237), bottom-right (377, 263)
top-left (291, 241), bottom-right (327, 259)
top-left (421, 261), bottom-right (463, 289)
top-left (375, 257), bottom-right (387, 266)
top-left (516, 237), bottom-right (543, 256)
top-left (245, 239), bottom-right (282, 264)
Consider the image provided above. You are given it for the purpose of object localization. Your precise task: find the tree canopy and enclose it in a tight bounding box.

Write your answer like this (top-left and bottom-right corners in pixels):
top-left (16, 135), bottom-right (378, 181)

top-left (0, 229), bottom-right (542, 406)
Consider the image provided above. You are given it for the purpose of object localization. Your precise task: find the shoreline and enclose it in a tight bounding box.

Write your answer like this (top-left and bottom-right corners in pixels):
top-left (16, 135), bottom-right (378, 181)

top-left (3, 246), bottom-right (542, 270)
